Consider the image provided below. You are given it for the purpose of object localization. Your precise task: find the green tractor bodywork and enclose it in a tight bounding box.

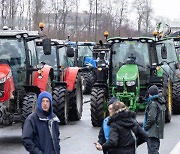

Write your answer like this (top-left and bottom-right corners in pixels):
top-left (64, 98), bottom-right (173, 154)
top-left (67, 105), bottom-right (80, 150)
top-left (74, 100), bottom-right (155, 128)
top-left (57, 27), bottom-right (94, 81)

top-left (90, 36), bottom-right (180, 126)
top-left (113, 64), bottom-right (141, 111)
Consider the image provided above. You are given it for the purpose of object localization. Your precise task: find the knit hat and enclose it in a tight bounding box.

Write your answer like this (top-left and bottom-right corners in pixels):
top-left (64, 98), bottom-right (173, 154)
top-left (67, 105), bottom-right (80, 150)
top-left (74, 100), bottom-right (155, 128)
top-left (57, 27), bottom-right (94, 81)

top-left (107, 97), bottom-right (119, 106)
top-left (148, 85), bottom-right (159, 96)
top-left (37, 91), bottom-right (53, 118)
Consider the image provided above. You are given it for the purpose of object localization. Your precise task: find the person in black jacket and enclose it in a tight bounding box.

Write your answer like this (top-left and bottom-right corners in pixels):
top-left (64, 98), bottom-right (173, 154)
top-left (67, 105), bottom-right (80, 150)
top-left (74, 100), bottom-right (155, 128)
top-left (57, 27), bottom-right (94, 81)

top-left (143, 85), bottom-right (166, 154)
top-left (22, 91), bottom-right (60, 154)
top-left (96, 101), bottom-right (148, 154)
top-left (94, 97), bottom-right (119, 154)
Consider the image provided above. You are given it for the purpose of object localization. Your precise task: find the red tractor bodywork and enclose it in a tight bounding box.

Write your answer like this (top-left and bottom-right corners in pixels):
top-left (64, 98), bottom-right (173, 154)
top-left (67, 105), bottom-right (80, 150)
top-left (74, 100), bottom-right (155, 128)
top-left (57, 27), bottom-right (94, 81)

top-left (0, 64), bottom-right (15, 102)
top-left (65, 67), bottom-right (80, 91)
top-left (33, 64), bottom-right (52, 92)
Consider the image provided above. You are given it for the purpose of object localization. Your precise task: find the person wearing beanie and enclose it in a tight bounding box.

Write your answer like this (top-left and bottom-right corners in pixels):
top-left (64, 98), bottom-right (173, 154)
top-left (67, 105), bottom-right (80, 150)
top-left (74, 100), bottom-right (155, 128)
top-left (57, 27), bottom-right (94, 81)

top-left (95, 97), bottom-right (119, 154)
top-left (143, 85), bottom-right (166, 154)
top-left (22, 91), bottom-right (60, 154)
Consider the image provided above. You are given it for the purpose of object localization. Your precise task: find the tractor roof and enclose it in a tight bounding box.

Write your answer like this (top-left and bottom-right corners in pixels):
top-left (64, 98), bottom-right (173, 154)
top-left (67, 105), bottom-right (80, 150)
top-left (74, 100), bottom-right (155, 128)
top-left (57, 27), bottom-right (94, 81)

top-left (67, 41), bottom-right (96, 46)
top-left (107, 37), bottom-right (155, 43)
top-left (0, 30), bottom-right (39, 37)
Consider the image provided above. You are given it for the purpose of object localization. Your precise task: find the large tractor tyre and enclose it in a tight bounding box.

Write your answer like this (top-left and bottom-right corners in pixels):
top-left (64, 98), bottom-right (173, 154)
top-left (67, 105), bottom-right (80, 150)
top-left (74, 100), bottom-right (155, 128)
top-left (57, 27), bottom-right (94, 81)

top-left (82, 72), bottom-right (92, 94)
top-left (162, 77), bottom-right (172, 123)
top-left (22, 92), bottom-right (37, 126)
top-left (172, 82), bottom-right (180, 114)
top-left (90, 87), bottom-right (107, 127)
top-left (68, 74), bottom-right (83, 121)
top-left (52, 86), bottom-right (68, 125)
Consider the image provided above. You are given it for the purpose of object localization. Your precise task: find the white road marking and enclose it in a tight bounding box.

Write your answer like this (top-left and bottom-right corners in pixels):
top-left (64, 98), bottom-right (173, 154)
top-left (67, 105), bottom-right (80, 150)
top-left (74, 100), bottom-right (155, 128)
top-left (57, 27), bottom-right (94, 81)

top-left (170, 141), bottom-right (180, 154)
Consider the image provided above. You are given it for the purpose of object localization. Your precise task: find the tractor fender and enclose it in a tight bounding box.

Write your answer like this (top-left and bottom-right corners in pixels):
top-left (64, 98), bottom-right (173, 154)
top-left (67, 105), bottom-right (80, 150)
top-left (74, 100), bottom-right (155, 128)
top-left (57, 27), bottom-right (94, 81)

top-left (0, 64), bottom-right (15, 102)
top-left (65, 67), bottom-right (81, 91)
top-left (23, 85), bottom-right (41, 96)
top-left (33, 64), bottom-right (54, 92)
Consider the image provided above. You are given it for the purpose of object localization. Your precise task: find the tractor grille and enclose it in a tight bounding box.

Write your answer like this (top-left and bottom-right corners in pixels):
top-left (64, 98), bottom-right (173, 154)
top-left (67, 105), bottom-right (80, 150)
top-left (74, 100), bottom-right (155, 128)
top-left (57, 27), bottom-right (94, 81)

top-left (0, 83), bottom-right (4, 97)
top-left (127, 86), bottom-right (136, 93)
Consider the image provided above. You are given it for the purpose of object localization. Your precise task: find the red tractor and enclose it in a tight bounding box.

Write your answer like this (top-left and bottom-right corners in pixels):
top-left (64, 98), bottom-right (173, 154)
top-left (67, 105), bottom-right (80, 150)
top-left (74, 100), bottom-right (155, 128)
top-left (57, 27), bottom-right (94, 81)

top-left (36, 39), bottom-right (83, 124)
top-left (0, 28), bottom-right (53, 125)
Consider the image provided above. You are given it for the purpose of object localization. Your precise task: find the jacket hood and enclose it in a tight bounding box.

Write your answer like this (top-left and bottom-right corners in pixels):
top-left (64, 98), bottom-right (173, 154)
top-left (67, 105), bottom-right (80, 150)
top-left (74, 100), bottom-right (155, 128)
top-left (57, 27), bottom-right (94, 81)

top-left (147, 95), bottom-right (165, 104)
top-left (108, 110), bottom-right (136, 128)
top-left (37, 91), bottom-right (53, 118)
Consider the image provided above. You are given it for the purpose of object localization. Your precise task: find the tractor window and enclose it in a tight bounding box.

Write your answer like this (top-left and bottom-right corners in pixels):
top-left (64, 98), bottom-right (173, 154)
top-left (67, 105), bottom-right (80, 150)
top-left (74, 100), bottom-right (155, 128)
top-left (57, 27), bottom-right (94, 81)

top-left (78, 46), bottom-right (93, 57)
top-left (156, 40), bottom-right (178, 63)
top-left (0, 38), bottom-right (26, 86)
top-left (37, 45), bottom-right (57, 68)
top-left (27, 40), bottom-right (38, 67)
top-left (112, 41), bottom-right (149, 71)
top-left (58, 46), bottom-right (68, 67)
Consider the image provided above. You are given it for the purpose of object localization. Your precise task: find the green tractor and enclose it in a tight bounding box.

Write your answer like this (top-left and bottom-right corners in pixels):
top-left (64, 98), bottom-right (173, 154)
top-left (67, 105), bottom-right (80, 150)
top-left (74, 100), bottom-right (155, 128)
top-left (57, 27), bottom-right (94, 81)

top-left (90, 32), bottom-right (180, 127)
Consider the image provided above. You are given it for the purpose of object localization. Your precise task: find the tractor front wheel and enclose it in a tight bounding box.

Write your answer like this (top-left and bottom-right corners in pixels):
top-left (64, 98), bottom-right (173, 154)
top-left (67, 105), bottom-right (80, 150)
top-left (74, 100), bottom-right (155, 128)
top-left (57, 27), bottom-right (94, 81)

top-left (22, 92), bottom-right (37, 126)
top-left (90, 87), bottom-right (107, 127)
top-left (52, 86), bottom-right (68, 125)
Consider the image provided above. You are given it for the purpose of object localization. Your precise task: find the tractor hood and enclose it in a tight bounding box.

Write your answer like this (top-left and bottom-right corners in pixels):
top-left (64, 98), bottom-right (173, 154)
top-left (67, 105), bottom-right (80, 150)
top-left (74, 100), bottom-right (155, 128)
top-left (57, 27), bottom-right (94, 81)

top-left (0, 64), bottom-right (11, 79)
top-left (116, 64), bottom-right (138, 81)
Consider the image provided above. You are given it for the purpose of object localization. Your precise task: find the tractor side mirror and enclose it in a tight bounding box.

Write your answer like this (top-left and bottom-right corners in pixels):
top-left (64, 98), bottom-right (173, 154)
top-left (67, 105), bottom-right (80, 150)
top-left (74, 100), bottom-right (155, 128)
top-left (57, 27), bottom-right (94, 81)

top-left (161, 45), bottom-right (167, 59)
top-left (67, 47), bottom-right (74, 57)
top-left (42, 38), bottom-right (51, 55)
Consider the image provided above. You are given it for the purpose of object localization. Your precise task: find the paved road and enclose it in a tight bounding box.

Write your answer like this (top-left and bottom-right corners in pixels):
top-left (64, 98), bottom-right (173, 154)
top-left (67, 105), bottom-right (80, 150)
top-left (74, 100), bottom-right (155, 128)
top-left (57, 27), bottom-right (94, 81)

top-left (0, 95), bottom-right (180, 154)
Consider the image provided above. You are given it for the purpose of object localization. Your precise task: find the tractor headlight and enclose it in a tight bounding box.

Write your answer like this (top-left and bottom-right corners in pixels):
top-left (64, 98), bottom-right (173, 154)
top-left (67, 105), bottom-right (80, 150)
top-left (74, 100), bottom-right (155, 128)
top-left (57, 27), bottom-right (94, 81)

top-left (0, 70), bottom-right (12, 83)
top-left (116, 81), bottom-right (123, 86)
top-left (126, 81), bottom-right (135, 86)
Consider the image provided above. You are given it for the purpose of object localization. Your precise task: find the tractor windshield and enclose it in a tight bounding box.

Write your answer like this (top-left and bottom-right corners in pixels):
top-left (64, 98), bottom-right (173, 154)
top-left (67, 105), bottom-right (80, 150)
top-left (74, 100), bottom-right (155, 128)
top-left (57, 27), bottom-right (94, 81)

top-left (37, 45), bottom-right (57, 69)
top-left (0, 38), bottom-right (26, 86)
top-left (112, 41), bottom-right (150, 72)
top-left (78, 46), bottom-right (93, 57)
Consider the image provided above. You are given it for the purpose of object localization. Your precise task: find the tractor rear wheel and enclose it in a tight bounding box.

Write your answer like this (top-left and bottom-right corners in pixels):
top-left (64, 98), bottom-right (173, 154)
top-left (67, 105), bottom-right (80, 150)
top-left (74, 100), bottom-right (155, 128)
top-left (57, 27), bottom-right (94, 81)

top-left (22, 92), bottom-right (37, 126)
top-left (82, 72), bottom-right (92, 94)
top-left (52, 86), bottom-right (68, 125)
top-left (172, 82), bottom-right (180, 114)
top-left (68, 73), bottom-right (83, 121)
top-left (90, 87), bottom-right (107, 127)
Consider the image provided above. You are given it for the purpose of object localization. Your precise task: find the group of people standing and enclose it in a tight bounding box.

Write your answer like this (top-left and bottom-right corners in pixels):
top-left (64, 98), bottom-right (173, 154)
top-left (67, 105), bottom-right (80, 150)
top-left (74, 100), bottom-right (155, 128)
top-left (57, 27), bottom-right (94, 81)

top-left (95, 85), bottom-right (166, 154)
top-left (21, 85), bottom-right (166, 154)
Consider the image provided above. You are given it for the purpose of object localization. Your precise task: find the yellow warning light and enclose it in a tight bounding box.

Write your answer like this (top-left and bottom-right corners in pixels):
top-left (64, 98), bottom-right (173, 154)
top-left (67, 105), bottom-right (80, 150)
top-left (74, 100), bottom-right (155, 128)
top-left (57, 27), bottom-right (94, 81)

top-left (159, 33), bottom-right (163, 38)
top-left (39, 22), bottom-right (44, 31)
top-left (104, 31), bottom-right (109, 37)
top-left (97, 67), bottom-right (102, 71)
top-left (153, 30), bottom-right (158, 36)
top-left (156, 66), bottom-right (161, 71)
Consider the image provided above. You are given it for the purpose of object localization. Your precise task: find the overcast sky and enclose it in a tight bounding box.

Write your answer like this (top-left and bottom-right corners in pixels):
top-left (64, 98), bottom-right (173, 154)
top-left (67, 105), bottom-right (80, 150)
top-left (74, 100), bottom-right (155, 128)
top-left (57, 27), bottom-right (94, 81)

top-left (79, 0), bottom-right (180, 21)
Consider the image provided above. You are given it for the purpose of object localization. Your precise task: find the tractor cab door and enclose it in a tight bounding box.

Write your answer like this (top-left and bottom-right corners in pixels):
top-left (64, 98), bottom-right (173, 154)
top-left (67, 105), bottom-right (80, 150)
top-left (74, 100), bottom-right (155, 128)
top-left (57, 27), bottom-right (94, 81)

top-left (155, 39), bottom-right (178, 82)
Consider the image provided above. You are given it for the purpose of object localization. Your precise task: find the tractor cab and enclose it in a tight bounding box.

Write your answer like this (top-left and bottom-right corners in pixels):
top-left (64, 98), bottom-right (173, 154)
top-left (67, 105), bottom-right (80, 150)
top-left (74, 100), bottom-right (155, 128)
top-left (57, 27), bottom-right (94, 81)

top-left (36, 39), bottom-right (83, 125)
top-left (0, 29), bottom-right (53, 125)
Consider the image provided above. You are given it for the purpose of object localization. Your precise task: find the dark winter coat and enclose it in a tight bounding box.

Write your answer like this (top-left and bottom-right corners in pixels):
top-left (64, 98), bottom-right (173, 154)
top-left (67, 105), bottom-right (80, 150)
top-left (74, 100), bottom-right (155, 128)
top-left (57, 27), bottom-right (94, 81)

top-left (144, 95), bottom-right (166, 139)
top-left (102, 110), bottom-right (147, 154)
top-left (22, 91), bottom-right (60, 154)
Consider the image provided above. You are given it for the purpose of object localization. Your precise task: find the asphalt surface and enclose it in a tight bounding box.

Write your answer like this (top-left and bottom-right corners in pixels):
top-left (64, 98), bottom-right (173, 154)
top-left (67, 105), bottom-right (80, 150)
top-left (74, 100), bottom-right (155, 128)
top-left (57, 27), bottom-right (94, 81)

top-left (0, 95), bottom-right (180, 154)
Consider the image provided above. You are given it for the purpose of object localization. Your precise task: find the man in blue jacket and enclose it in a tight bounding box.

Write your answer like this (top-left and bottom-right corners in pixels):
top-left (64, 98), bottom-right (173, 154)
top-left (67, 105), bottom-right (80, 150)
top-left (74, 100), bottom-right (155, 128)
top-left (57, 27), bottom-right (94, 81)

top-left (22, 91), bottom-right (60, 154)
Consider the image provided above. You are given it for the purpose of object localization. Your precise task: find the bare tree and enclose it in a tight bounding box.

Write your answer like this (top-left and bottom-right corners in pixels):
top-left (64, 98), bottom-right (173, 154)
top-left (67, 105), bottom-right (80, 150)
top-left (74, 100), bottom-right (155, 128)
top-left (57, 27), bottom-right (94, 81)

top-left (132, 0), bottom-right (146, 36)
top-left (32, 0), bottom-right (44, 30)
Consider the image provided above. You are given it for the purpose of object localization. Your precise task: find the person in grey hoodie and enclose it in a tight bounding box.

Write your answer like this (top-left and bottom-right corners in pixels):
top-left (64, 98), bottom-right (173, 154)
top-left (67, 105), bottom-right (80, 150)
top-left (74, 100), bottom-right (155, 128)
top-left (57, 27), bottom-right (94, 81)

top-left (22, 91), bottom-right (60, 154)
top-left (143, 85), bottom-right (166, 154)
